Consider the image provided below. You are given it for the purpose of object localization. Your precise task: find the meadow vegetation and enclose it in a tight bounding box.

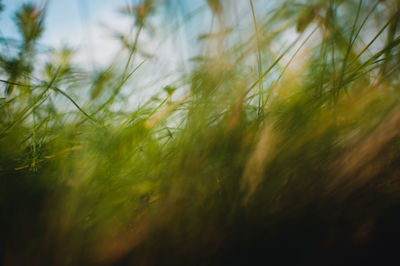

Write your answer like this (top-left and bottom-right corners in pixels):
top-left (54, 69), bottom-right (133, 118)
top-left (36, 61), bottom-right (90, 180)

top-left (1, 0), bottom-right (400, 265)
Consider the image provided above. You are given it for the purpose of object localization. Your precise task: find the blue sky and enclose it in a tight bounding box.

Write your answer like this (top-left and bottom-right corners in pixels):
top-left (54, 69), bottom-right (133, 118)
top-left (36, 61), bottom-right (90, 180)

top-left (0, 0), bottom-right (212, 95)
top-left (0, 0), bottom-right (286, 104)
top-left (1, 0), bottom-right (127, 41)
top-left (0, 0), bottom-right (269, 67)
top-left (0, 0), bottom-right (135, 66)
top-left (0, 0), bottom-right (195, 104)
top-left (0, 0), bottom-right (214, 69)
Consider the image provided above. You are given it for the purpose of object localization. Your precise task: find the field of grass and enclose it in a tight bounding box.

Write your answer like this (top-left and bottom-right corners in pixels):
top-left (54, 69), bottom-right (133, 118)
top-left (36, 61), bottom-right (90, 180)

top-left (1, 0), bottom-right (400, 265)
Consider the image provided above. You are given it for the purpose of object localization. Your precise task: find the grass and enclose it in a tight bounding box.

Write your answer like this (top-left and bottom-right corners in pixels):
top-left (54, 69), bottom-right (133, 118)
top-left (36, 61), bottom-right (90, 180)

top-left (1, 0), bottom-right (400, 265)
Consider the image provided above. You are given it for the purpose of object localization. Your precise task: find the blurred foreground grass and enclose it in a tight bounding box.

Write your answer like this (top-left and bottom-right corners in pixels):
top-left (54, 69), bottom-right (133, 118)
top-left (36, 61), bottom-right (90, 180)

top-left (1, 0), bottom-right (400, 265)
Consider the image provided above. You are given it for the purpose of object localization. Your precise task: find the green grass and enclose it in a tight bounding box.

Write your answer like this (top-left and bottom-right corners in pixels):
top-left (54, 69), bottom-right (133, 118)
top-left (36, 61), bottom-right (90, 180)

top-left (1, 0), bottom-right (400, 265)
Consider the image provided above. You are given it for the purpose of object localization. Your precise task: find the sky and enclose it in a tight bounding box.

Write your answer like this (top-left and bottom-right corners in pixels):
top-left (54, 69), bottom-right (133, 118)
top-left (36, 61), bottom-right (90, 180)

top-left (0, 0), bottom-right (207, 103)
top-left (0, 0), bottom-right (264, 66)
top-left (0, 0), bottom-right (285, 104)
top-left (1, 0), bottom-right (144, 66)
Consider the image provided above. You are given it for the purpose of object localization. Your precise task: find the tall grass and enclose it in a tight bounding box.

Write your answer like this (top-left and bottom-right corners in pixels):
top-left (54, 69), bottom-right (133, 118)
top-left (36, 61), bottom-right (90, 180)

top-left (1, 0), bottom-right (400, 265)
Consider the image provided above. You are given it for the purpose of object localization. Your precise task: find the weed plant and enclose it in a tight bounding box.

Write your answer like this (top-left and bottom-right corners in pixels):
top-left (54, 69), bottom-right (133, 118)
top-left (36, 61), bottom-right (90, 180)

top-left (1, 0), bottom-right (400, 265)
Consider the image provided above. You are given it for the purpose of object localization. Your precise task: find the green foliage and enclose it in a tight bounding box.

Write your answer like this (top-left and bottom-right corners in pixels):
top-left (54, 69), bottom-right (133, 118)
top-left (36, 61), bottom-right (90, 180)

top-left (15, 3), bottom-right (45, 47)
top-left (1, 0), bottom-right (400, 265)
